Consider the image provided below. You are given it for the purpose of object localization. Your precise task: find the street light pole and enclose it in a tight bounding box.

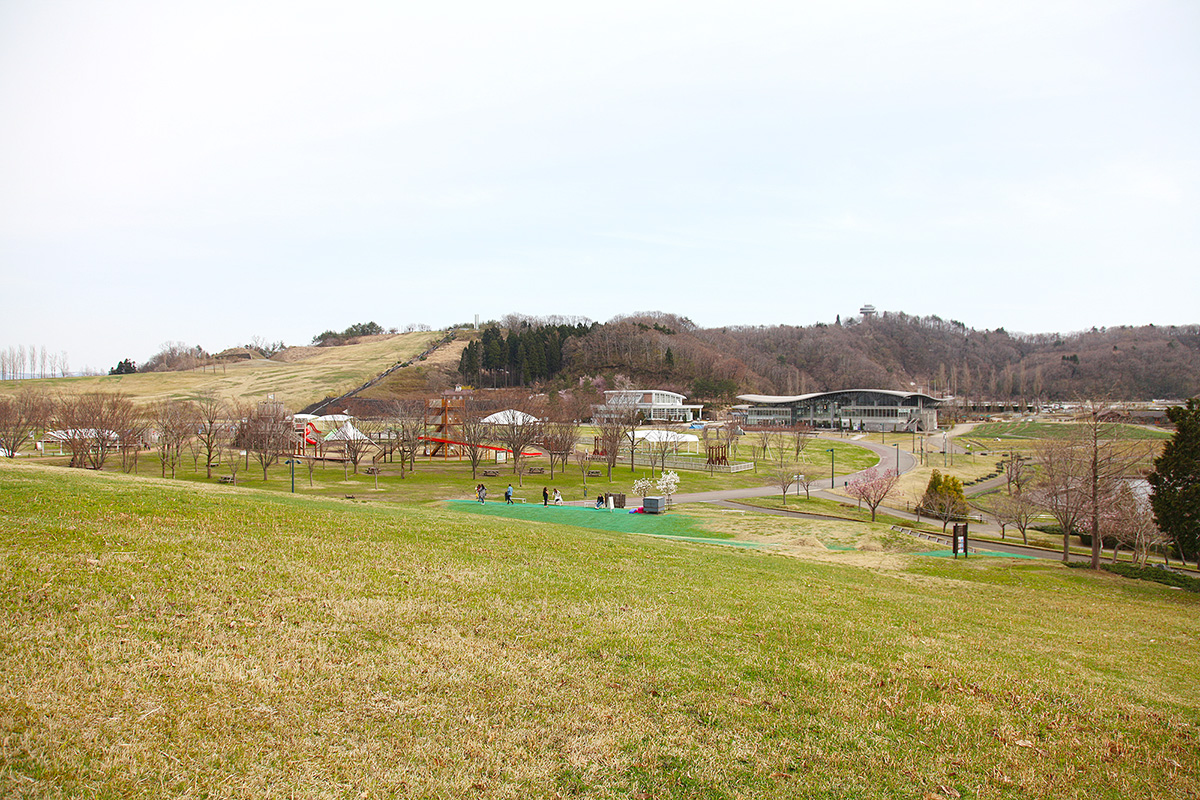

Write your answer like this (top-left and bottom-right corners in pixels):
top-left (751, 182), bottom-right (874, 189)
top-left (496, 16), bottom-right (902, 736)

top-left (827, 448), bottom-right (835, 489)
top-left (894, 443), bottom-right (899, 473)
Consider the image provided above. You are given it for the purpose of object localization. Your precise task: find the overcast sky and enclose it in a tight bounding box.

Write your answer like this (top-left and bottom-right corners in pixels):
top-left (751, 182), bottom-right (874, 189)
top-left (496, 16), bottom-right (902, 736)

top-left (1, 1), bottom-right (1197, 372)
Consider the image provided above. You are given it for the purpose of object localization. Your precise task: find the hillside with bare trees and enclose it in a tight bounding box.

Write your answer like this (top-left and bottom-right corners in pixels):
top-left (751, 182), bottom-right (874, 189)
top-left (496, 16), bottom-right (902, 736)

top-left (546, 312), bottom-right (1200, 403)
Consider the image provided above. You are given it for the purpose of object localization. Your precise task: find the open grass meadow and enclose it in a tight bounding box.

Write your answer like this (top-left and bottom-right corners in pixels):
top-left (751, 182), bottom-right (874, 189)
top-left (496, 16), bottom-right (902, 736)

top-left (3, 460), bottom-right (1199, 798)
top-left (0, 332), bottom-right (445, 409)
top-left (958, 422), bottom-right (1170, 461)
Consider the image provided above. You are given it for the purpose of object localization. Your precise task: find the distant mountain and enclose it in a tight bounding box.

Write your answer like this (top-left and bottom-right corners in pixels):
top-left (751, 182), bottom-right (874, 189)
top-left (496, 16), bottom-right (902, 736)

top-left (549, 312), bottom-right (1200, 402)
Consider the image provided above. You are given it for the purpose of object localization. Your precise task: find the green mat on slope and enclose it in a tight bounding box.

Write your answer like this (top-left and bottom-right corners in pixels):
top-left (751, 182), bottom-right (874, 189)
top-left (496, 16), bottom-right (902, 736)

top-left (444, 500), bottom-right (768, 549)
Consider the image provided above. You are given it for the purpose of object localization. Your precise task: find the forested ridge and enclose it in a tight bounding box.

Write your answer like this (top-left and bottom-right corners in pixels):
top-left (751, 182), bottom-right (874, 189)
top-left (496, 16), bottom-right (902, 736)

top-left (460, 311), bottom-right (1200, 402)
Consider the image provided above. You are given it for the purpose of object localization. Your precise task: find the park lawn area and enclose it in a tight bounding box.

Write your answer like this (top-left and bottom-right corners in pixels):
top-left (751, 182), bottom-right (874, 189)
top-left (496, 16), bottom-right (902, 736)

top-left (24, 439), bottom-right (880, 506)
top-left (964, 420), bottom-right (1170, 443)
top-left (3, 460), bottom-right (1199, 799)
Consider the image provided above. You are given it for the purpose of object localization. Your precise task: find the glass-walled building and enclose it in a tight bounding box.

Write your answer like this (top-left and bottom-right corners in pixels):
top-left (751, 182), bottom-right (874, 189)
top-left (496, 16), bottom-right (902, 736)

top-left (735, 389), bottom-right (943, 431)
top-left (594, 390), bottom-right (703, 422)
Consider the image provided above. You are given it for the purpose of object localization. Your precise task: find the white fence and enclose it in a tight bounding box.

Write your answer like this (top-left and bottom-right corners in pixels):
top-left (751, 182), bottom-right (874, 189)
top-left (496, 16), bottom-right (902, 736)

top-left (618, 451), bottom-right (755, 473)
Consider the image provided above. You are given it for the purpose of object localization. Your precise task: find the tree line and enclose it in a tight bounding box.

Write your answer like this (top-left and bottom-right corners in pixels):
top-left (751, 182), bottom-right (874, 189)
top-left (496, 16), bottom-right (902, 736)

top-left (456, 311), bottom-right (1200, 403)
top-left (457, 320), bottom-right (594, 387)
top-left (0, 345), bottom-right (70, 380)
top-left (957, 403), bottom-right (1200, 569)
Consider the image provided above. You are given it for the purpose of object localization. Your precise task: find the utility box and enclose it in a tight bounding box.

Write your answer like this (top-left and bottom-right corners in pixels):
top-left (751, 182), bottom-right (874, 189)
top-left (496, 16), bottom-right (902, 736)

top-left (604, 492), bottom-right (626, 509)
top-left (643, 496), bottom-right (666, 514)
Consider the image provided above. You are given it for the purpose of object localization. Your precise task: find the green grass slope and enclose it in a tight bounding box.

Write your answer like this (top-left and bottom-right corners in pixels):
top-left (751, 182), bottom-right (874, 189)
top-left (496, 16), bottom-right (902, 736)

top-left (2, 461), bottom-right (1198, 798)
top-left (0, 332), bottom-right (444, 408)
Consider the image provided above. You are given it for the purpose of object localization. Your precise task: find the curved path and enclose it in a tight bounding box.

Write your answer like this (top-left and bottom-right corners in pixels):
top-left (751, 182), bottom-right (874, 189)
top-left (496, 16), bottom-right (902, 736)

top-left (670, 432), bottom-right (1084, 563)
top-left (671, 434), bottom-right (916, 505)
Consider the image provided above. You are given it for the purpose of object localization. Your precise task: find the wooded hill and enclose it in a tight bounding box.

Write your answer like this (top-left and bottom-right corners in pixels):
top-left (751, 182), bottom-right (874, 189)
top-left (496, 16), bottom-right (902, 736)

top-left (465, 312), bottom-right (1200, 403)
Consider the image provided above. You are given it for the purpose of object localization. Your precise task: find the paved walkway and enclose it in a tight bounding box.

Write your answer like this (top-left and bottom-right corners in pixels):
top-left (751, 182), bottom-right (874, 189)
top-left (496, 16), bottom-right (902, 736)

top-left (668, 431), bottom-right (1087, 563)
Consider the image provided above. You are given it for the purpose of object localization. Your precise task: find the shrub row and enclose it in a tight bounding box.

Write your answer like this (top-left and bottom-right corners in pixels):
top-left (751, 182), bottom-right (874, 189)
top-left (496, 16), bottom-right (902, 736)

top-left (1067, 561), bottom-right (1200, 592)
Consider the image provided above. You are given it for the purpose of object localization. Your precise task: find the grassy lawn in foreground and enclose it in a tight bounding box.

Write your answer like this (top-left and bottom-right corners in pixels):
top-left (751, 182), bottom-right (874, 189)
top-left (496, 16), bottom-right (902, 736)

top-left (2, 460), bottom-right (1198, 798)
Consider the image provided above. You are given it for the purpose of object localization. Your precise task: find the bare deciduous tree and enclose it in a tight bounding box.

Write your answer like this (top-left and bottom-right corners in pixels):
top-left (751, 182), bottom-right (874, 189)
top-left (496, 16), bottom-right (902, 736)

top-left (56, 392), bottom-right (140, 471)
top-left (1077, 403), bottom-right (1157, 569)
top-left (242, 399), bottom-right (293, 481)
top-left (991, 487), bottom-right (1039, 544)
top-left (493, 405), bottom-right (544, 487)
top-left (0, 387), bottom-right (52, 457)
top-left (1032, 404), bottom-right (1155, 567)
top-left (1030, 436), bottom-right (1088, 561)
top-left (152, 398), bottom-right (198, 479)
top-left (574, 447), bottom-right (593, 498)
top-left (330, 417), bottom-right (378, 474)
top-left (594, 396), bottom-right (641, 480)
top-left (1003, 452), bottom-right (1032, 494)
top-left (390, 400), bottom-right (426, 478)
top-left (755, 429), bottom-right (774, 462)
top-left (543, 418), bottom-right (579, 479)
top-left (1103, 481), bottom-right (1162, 565)
top-left (194, 392), bottom-right (226, 479)
top-left (793, 424), bottom-right (813, 460)
top-left (455, 400), bottom-right (493, 481)
top-left (774, 462), bottom-right (799, 504)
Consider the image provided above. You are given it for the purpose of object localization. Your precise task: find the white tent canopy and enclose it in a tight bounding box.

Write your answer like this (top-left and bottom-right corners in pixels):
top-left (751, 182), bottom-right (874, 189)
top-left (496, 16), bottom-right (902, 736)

top-left (324, 421), bottom-right (373, 442)
top-left (633, 430), bottom-right (700, 444)
top-left (483, 409), bottom-right (540, 425)
top-left (44, 429), bottom-right (119, 442)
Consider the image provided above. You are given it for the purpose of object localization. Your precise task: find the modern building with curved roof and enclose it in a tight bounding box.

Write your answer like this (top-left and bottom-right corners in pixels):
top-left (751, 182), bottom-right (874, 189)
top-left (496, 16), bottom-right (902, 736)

top-left (735, 389), bottom-right (945, 431)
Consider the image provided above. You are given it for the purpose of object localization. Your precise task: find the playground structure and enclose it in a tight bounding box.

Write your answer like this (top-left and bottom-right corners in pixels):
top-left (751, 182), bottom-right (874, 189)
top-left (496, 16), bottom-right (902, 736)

top-left (424, 395), bottom-right (465, 458)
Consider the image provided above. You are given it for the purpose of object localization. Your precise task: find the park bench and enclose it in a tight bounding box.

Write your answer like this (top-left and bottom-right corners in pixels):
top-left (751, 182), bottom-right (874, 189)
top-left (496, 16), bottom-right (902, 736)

top-left (217, 476), bottom-right (235, 484)
top-left (528, 467), bottom-right (545, 475)
top-left (587, 470), bottom-right (602, 477)
top-left (365, 466), bottom-right (381, 475)
top-left (482, 469), bottom-right (500, 477)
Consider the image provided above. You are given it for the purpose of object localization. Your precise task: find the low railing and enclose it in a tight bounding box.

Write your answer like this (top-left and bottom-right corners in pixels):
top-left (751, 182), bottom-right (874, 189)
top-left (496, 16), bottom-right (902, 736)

top-left (891, 524), bottom-right (978, 554)
top-left (617, 451), bottom-right (755, 473)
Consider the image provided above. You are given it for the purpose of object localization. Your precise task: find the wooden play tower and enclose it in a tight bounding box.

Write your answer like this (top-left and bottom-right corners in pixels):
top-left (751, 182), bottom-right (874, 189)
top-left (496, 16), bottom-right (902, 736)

top-left (424, 394), bottom-right (465, 458)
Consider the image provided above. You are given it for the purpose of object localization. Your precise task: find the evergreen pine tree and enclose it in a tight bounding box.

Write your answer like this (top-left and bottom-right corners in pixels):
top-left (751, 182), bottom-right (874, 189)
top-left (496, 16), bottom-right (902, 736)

top-left (1149, 399), bottom-right (1200, 567)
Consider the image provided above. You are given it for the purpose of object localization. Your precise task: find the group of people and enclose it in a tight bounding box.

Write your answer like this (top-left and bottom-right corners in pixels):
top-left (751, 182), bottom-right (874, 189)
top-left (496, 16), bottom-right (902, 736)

top-left (474, 483), bottom-right (562, 505)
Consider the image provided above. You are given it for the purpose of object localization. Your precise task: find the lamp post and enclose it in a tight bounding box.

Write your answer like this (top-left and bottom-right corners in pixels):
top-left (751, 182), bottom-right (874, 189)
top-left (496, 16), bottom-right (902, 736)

top-left (827, 448), bottom-right (835, 489)
top-left (894, 443), bottom-right (899, 473)
top-left (285, 458), bottom-right (295, 493)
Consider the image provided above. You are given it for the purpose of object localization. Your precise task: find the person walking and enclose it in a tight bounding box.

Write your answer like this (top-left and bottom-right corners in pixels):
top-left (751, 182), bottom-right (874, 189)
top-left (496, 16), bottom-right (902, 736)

top-left (476, 484), bottom-right (487, 504)
top-left (552, 488), bottom-right (563, 505)
top-left (543, 487), bottom-right (549, 506)
top-left (505, 484), bottom-right (514, 504)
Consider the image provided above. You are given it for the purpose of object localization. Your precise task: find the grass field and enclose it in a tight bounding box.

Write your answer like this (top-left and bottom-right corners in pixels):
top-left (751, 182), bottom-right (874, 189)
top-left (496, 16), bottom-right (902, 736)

top-left (960, 422), bottom-right (1170, 458)
top-left (0, 332), bottom-right (445, 409)
top-left (2, 460), bottom-right (1198, 798)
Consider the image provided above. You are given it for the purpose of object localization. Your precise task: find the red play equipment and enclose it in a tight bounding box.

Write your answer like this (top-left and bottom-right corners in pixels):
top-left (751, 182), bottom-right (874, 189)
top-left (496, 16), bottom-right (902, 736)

top-left (418, 435), bottom-right (543, 457)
